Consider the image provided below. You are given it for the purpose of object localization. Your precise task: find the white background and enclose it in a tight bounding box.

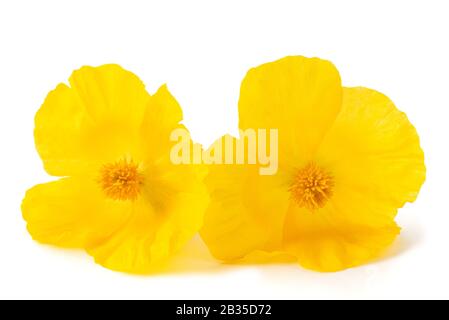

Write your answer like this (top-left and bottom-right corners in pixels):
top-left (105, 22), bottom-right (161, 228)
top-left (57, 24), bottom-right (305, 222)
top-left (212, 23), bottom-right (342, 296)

top-left (0, 0), bottom-right (448, 300)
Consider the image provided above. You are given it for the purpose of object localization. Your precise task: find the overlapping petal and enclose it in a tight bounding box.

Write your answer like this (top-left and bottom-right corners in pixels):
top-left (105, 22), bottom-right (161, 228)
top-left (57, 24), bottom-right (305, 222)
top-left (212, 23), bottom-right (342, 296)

top-left (22, 177), bottom-right (130, 248)
top-left (200, 136), bottom-right (290, 261)
top-left (239, 56), bottom-right (342, 170)
top-left (35, 65), bottom-right (150, 176)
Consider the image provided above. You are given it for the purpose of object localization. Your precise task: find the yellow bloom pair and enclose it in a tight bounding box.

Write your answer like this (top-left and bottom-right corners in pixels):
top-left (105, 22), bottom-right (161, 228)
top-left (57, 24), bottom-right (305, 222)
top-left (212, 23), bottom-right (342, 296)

top-left (22, 57), bottom-right (425, 273)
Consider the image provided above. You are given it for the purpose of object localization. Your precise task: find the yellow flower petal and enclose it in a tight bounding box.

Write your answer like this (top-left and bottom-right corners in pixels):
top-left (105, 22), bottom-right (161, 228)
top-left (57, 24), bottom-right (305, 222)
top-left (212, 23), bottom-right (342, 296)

top-left (35, 64), bottom-right (150, 176)
top-left (282, 87), bottom-right (425, 271)
top-left (200, 137), bottom-right (290, 261)
top-left (283, 204), bottom-right (400, 272)
top-left (316, 87), bottom-right (426, 219)
top-left (22, 177), bottom-right (130, 248)
top-left (139, 84), bottom-right (184, 161)
top-left (69, 65), bottom-right (149, 127)
top-left (238, 56), bottom-right (342, 167)
top-left (87, 158), bottom-right (209, 274)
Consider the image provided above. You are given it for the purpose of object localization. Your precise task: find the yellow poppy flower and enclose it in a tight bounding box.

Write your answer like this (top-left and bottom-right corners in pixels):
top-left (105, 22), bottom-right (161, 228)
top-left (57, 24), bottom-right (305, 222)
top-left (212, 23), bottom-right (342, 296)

top-left (22, 64), bottom-right (208, 274)
top-left (201, 56), bottom-right (426, 272)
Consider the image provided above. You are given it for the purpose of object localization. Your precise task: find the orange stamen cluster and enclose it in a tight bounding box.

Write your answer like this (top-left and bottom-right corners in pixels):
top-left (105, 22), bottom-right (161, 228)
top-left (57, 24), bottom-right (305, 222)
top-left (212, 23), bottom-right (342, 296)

top-left (99, 159), bottom-right (144, 201)
top-left (290, 162), bottom-right (334, 211)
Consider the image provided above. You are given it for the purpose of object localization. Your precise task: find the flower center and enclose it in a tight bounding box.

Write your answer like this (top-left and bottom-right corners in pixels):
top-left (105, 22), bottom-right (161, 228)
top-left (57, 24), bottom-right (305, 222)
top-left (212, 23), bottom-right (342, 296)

top-left (289, 162), bottom-right (334, 211)
top-left (99, 159), bottom-right (144, 201)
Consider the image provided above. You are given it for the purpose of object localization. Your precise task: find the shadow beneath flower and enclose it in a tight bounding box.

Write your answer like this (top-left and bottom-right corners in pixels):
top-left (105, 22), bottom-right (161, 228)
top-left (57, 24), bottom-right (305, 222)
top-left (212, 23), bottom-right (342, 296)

top-left (147, 222), bottom-right (424, 277)
top-left (378, 221), bottom-right (424, 263)
top-left (40, 218), bottom-right (423, 277)
top-left (143, 237), bottom-right (298, 276)
top-left (150, 236), bottom-right (233, 276)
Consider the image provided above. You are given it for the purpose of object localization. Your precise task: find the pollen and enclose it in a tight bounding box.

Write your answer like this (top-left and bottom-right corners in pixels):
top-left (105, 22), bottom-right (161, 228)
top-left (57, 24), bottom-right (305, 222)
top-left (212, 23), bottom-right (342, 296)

top-left (290, 162), bottom-right (334, 212)
top-left (99, 159), bottom-right (144, 201)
